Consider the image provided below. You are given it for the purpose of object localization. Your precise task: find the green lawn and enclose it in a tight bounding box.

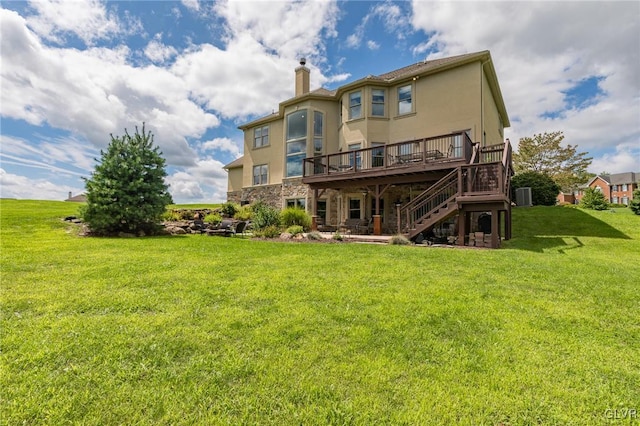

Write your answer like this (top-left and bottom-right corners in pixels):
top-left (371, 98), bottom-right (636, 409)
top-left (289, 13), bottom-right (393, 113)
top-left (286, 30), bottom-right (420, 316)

top-left (1, 200), bottom-right (638, 425)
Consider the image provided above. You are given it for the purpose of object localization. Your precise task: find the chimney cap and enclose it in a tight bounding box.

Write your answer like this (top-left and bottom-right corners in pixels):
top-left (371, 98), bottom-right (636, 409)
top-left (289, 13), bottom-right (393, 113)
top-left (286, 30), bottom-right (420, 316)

top-left (299, 57), bottom-right (306, 66)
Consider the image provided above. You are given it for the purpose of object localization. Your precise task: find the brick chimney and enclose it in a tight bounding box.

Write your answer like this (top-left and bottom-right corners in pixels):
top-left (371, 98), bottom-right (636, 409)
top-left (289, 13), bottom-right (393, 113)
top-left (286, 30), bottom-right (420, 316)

top-left (295, 58), bottom-right (310, 97)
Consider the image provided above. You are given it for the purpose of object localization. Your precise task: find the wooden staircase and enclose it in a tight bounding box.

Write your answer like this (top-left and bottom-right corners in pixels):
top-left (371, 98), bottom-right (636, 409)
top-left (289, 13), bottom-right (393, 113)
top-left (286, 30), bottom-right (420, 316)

top-left (401, 142), bottom-right (513, 245)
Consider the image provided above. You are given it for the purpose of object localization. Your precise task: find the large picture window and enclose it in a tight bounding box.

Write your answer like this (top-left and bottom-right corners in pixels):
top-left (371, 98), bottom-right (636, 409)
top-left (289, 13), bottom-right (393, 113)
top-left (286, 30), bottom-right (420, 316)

top-left (371, 89), bottom-right (385, 117)
top-left (313, 111), bottom-right (323, 156)
top-left (286, 110), bottom-right (307, 177)
top-left (252, 164), bottom-right (268, 185)
top-left (398, 84), bottom-right (412, 115)
top-left (349, 91), bottom-right (362, 119)
top-left (254, 125), bottom-right (269, 148)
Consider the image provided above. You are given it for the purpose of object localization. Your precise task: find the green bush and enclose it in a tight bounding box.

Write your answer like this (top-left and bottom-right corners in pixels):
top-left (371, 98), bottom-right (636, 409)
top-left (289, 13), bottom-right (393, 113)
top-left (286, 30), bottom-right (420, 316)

top-left (220, 202), bottom-right (239, 218)
top-left (161, 210), bottom-right (182, 221)
top-left (204, 213), bottom-right (222, 225)
top-left (251, 201), bottom-right (281, 230)
top-left (280, 207), bottom-right (311, 230)
top-left (286, 225), bottom-right (304, 236)
top-left (235, 205), bottom-right (252, 221)
top-left (630, 189), bottom-right (640, 215)
top-left (332, 231), bottom-right (343, 241)
top-left (254, 225), bottom-right (281, 239)
top-left (389, 234), bottom-right (411, 245)
top-left (511, 171), bottom-right (560, 206)
top-left (81, 124), bottom-right (172, 236)
top-left (580, 187), bottom-right (609, 210)
top-left (608, 203), bottom-right (628, 209)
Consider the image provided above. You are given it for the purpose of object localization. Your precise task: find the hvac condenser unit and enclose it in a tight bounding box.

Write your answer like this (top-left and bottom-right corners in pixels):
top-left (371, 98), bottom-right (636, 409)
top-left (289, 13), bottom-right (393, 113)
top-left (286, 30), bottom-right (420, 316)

top-left (516, 187), bottom-right (533, 207)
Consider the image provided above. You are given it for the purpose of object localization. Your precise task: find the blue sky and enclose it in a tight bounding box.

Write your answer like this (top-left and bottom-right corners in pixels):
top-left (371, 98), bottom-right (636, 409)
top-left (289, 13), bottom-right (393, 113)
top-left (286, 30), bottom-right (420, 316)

top-left (1, 0), bottom-right (639, 203)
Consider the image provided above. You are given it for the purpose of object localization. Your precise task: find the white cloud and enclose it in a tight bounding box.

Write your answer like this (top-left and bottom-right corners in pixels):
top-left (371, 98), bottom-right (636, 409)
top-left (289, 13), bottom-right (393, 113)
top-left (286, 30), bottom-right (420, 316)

top-left (1, 8), bottom-right (218, 169)
top-left (181, 0), bottom-right (200, 13)
top-left (144, 36), bottom-right (178, 64)
top-left (201, 137), bottom-right (242, 157)
top-left (0, 168), bottom-right (82, 201)
top-left (367, 40), bottom-right (380, 50)
top-left (24, 0), bottom-right (141, 46)
top-left (411, 1), bottom-right (640, 171)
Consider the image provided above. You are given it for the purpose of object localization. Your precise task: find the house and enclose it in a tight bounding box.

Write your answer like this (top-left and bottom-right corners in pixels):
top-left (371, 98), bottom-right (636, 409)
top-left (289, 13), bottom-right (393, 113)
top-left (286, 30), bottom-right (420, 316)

top-left (65, 192), bottom-right (87, 202)
top-left (575, 172), bottom-right (639, 205)
top-left (224, 50), bottom-right (512, 248)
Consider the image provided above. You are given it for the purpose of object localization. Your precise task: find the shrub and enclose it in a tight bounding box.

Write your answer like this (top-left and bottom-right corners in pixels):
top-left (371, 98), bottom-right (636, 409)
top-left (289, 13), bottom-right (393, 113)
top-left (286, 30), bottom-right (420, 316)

top-left (251, 201), bottom-right (281, 230)
top-left (332, 231), bottom-right (343, 241)
top-left (630, 189), bottom-right (640, 215)
top-left (280, 207), bottom-right (311, 230)
top-left (286, 225), bottom-right (304, 236)
top-left (81, 124), bottom-right (172, 236)
top-left (220, 202), bottom-right (239, 218)
top-left (580, 187), bottom-right (609, 210)
top-left (204, 213), bottom-right (222, 225)
top-left (235, 205), bottom-right (252, 221)
top-left (389, 234), bottom-right (411, 245)
top-left (254, 225), bottom-right (281, 239)
top-left (306, 231), bottom-right (323, 241)
top-left (511, 171), bottom-right (560, 206)
top-left (161, 210), bottom-right (181, 221)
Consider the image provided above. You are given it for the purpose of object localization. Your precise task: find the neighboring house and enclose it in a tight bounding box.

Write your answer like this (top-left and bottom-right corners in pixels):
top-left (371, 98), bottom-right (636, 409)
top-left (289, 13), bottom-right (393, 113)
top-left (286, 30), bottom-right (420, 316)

top-left (575, 172), bottom-right (639, 205)
top-left (65, 192), bottom-right (87, 202)
top-left (224, 50), bottom-right (513, 247)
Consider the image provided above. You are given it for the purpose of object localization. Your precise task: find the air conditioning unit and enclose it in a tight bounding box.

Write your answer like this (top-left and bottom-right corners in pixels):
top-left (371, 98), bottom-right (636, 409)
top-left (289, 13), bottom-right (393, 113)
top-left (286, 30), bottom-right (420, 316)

top-left (516, 187), bottom-right (533, 207)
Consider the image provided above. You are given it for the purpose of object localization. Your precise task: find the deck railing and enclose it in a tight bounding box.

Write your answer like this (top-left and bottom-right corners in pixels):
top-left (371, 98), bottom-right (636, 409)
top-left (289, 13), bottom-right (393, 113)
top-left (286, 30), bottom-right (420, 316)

top-left (303, 131), bottom-right (474, 177)
top-left (401, 169), bottom-right (459, 233)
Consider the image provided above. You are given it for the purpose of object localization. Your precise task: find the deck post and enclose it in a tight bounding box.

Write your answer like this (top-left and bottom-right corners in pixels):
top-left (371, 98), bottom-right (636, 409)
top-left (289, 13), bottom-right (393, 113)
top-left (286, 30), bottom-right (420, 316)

top-left (491, 208), bottom-right (499, 248)
top-left (457, 210), bottom-right (466, 246)
top-left (373, 215), bottom-right (382, 235)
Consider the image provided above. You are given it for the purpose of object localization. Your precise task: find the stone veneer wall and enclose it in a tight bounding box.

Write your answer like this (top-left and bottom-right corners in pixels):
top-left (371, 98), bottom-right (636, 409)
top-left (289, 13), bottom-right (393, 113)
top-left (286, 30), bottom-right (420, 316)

top-left (226, 179), bottom-right (310, 210)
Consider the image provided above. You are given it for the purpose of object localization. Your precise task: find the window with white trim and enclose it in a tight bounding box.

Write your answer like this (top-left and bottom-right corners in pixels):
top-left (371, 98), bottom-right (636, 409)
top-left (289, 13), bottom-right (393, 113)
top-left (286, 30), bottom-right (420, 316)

top-left (286, 110), bottom-right (307, 177)
top-left (349, 91), bottom-right (362, 119)
top-left (254, 125), bottom-right (269, 148)
top-left (371, 89), bottom-right (385, 117)
top-left (398, 84), bottom-right (412, 115)
top-left (253, 164), bottom-right (268, 185)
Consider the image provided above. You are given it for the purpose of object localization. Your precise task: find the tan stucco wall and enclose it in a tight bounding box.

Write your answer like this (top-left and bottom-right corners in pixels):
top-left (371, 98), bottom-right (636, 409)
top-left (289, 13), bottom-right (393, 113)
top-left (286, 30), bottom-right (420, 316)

top-left (226, 166), bottom-right (243, 192)
top-left (236, 57), bottom-right (508, 202)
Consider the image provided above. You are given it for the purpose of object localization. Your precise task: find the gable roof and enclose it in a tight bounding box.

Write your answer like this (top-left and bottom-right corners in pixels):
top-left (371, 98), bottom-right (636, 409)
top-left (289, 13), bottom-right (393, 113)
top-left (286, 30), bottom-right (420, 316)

top-left (223, 156), bottom-right (244, 170)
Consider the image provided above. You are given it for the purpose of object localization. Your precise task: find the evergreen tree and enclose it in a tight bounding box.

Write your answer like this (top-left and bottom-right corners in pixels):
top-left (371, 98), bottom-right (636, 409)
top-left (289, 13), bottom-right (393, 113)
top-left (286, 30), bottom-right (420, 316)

top-left (81, 124), bottom-right (173, 235)
top-left (579, 187), bottom-right (609, 211)
top-left (511, 171), bottom-right (560, 206)
top-left (629, 188), bottom-right (640, 215)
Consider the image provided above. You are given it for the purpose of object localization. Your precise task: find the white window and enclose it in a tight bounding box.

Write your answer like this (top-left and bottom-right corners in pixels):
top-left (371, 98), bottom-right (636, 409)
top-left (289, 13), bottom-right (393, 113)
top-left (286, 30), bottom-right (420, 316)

top-left (286, 110), bottom-right (307, 177)
top-left (371, 89), bottom-right (385, 117)
top-left (253, 164), bottom-right (268, 185)
top-left (622, 197), bottom-right (629, 205)
top-left (612, 185), bottom-right (618, 191)
top-left (622, 184), bottom-right (628, 191)
top-left (398, 84), bottom-right (412, 115)
top-left (613, 196), bottom-right (618, 204)
top-left (349, 91), bottom-right (362, 119)
top-left (254, 125), bottom-right (269, 148)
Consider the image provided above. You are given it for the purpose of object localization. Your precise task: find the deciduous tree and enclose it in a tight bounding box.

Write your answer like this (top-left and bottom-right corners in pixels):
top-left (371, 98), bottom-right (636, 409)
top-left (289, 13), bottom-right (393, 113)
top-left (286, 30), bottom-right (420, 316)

top-left (81, 124), bottom-right (173, 235)
top-left (513, 131), bottom-right (593, 191)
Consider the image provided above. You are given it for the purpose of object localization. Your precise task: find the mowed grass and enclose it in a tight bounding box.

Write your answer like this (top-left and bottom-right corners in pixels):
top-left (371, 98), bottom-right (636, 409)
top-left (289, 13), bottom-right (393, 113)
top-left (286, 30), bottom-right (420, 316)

top-left (1, 200), bottom-right (638, 425)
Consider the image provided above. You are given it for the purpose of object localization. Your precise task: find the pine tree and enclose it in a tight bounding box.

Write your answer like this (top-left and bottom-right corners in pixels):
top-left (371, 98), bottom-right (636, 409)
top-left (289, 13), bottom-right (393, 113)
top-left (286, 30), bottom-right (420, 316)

top-left (579, 187), bottom-right (609, 211)
top-left (81, 124), bottom-right (173, 235)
